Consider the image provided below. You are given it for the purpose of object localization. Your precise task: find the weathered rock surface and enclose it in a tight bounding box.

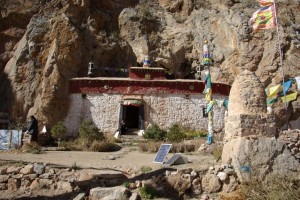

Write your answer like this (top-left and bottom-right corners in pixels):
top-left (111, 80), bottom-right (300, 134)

top-left (89, 186), bottom-right (131, 200)
top-left (0, 0), bottom-right (299, 127)
top-left (223, 136), bottom-right (300, 181)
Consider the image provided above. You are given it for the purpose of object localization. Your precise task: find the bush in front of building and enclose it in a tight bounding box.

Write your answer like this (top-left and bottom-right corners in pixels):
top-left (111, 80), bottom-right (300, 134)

top-left (166, 123), bottom-right (185, 142)
top-left (143, 123), bottom-right (166, 141)
top-left (90, 140), bottom-right (121, 152)
top-left (51, 121), bottom-right (67, 142)
top-left (184, 130), bottom-right (207, 139)
top-left (79, 119), bottom-right (104, 142)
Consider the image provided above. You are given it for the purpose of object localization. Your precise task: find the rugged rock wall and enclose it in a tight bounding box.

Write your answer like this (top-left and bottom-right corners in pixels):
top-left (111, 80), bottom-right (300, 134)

top-left (0, 0), bottom-right (299, 128)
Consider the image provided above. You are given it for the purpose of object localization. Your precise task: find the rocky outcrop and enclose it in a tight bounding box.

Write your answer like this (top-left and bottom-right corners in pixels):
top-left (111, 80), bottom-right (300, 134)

top-left (0, 0), bottom-right (299, 128)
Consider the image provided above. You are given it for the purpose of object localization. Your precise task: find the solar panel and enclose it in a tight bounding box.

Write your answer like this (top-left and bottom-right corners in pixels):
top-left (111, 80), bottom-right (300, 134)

top-left (153, 144), bottom-right (172, 164)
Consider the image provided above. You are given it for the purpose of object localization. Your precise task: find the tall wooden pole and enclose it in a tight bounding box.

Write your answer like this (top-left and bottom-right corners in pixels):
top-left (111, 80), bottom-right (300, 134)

top-left (202, 40), bottom-right (213, 144)
top-left (273, 1), bottom-right (289, 130)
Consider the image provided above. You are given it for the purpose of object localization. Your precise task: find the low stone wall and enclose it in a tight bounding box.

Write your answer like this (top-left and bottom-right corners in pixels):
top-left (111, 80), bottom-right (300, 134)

top-left (0, 161), bottom-right (240, 200)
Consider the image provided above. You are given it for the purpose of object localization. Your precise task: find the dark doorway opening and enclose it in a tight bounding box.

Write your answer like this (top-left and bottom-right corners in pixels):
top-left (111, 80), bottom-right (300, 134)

top-left (123, 106), bottom-right (139, 129)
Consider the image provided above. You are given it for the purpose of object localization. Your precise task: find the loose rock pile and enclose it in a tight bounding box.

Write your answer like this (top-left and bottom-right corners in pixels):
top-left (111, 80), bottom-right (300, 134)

top-left (0, 161), bottom-right (240, 200)
top-left (279, 129), bottom-right (300, 162)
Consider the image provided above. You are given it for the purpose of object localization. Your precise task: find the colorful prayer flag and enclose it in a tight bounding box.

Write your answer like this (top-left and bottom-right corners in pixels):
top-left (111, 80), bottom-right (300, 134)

top-left (205, 74), bottom-right (211, 89)
top-left (206, 101), bottom-right (216, 113)
top-left (258, 0), bottom-right (274, 7)
top-left (282, 79), bottom-right (293, 94)
top-left (267, 98), bottom-right (278, 105)
top-left (251, 5), bottom-right (276, 33)
top-left (206, 88), bottom-right (212, 102)
top-left (224, 99), bottom-right (228, 109)
top-left (295, 77), bottom-right (300, 92)
top-left (281, 92), bottom-right (298, 103)
top-left (267, 84), bottom-right (281, 98)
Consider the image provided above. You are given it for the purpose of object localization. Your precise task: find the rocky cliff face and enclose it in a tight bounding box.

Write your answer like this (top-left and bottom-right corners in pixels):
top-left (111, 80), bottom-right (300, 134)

top-left (0, 0), bottom-right (299, 128)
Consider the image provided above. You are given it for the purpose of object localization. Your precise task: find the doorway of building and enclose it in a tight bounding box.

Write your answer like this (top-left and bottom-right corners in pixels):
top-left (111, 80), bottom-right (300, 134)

top-left (123, 105), bottom-right (139, 129)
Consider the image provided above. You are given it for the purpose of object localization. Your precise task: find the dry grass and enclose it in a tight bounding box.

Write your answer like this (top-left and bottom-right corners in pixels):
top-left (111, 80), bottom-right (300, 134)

top-left (237, 176), bottom-right (300, 200)
top-left (219, 189), bottom-right (246, 200)
top-left (138, 140), bottom-right (204, 153)
top-left (21, 142), bottom-right (43, 154)
top-left (59, 137), bottom-right (121, 152)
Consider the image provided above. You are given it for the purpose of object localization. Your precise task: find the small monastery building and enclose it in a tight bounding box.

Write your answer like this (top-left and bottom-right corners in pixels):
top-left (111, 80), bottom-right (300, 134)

top-left (64, 66), bottom-right (231, 136)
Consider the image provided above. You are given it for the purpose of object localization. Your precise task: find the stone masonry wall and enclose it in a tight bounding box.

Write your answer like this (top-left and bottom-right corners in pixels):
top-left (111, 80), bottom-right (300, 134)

top-left (224, 114), bottom-right (276, 140)
top-left (64, 93), bottom-right (227, 136)
top-left (64, 94), bottom-right (122, 136)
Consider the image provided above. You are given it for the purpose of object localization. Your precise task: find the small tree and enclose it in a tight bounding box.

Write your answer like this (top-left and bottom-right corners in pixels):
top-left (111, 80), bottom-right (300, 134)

top-left (51, 121), bottom-right (67, 146)
top-left (79, 119), bottom-right (104, 142)
top-left (166, 123), bottom-right (186, 142)
top-left (143, 123), bottom-right (166, 141)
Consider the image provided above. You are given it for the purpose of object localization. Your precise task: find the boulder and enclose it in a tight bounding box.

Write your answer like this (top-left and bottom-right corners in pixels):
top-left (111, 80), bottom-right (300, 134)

top-left (0, 175), bottom-right (9, 183)
top-left (0, 183), bottom-right (7, 190)
top-left (0, 167), bottom-right (7, 175)
top-left (6, 166), bottom-right (21, 174)
top-left (89, 186), bottom-right (131, 200)
top-left (20, 164), bottom-right (34, 175)
top-left (201, 174), bottom-right (222, 193)
top-left (166, 171), bottom-right (192, 194)
top-left (222, 176), bottom-right (239, 193)
top-left (217, 172), bottom-right (228, 182)
top-left (56, 181), bottom-right (73, 192)
top-left (33, 163), bottom-right (45, 175)
top-left (7, 178), bottom-right (21, 190)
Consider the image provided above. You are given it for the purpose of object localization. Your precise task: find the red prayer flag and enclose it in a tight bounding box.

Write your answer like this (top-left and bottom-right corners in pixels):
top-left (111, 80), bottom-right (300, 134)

top-left (251, 5), bottom-right (276, 33)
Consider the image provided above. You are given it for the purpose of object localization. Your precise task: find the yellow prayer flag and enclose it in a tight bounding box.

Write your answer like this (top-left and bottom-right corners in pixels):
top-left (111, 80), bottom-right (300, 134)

top-left (206, 88), bottom-right (212, 102)
top-left (268, 84), bottom-right (281, 98)
top-left (281, 92), bottom-right (298, 103)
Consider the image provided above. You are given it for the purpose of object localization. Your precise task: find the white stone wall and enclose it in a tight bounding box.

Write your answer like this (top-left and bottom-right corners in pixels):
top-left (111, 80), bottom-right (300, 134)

top-left (64, 93), bottom-right (227, 136)
top-left (64, 94), bottom-right (122, 135)
top-left (143, 94), bottom-right (226, 131)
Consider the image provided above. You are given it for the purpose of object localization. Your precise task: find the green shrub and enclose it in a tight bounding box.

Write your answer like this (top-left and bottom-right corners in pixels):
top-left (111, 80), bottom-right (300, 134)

top-left (184, 130), bottom-right (207, 139)
top-left (140, 166), bottom-right (152, 173)
top-left (143, 124), bottom-right (166, 141)
top-left (79, 119), bottom-right (104, 141)
top-left (166, 123), bottom-right (186, 142)
top-left (139, 185), bottom-right (159, 199)
top-left (71, 162), bottom-right (80, 170)
top-left (123, 182), bottom-right (130, 188)
top-left (51, 121), bottom-right (67, 140)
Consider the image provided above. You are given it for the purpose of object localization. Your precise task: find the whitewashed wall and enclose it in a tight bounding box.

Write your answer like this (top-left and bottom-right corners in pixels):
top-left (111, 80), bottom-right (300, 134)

top-left (143, 94), bottom-right (226, 131)
top-left (64, 94), bottom-right (121, 135)
top-left (64, 93), bottom-right (227, 136)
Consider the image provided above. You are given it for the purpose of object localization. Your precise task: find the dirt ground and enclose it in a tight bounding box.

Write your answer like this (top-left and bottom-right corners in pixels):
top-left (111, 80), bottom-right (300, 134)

top-left (0, 147), bottom-right (217, 172)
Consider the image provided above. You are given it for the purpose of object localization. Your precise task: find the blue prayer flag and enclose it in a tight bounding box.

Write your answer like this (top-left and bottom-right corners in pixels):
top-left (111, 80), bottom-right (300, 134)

top-left (283, 79), bottom-right (293, 94)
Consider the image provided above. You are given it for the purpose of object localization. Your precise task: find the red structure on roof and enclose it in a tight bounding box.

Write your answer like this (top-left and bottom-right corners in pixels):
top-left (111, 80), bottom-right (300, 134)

top-left (69, 67), bottom-right (231, 96)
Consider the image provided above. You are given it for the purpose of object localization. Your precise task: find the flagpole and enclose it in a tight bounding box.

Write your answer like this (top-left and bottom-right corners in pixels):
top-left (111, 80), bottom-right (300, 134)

top-left (273, 0), bottom-right (289, 130)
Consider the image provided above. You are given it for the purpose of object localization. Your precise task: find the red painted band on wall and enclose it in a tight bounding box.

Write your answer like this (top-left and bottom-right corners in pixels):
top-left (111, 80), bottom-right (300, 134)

top-left (69, 78), bottom-right (231, 96)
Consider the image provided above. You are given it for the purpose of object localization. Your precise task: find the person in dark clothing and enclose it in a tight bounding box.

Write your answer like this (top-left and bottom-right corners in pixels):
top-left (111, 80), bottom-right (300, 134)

top-left (25, 115), bottom-right (39, 143)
